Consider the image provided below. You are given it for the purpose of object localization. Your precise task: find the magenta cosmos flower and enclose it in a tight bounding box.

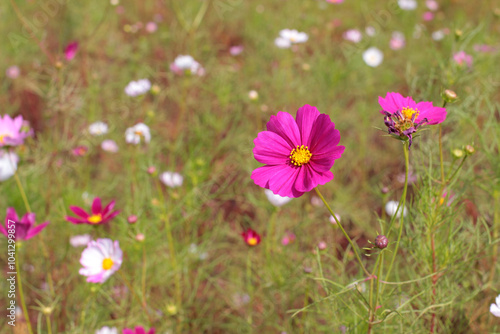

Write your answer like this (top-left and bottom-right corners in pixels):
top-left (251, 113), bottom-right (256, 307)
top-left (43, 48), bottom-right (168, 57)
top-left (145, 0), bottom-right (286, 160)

top-left (66, 197), bottom-right (119, 225)
top-left (379, 92), bottom-right (446, 147)
top-left (79, 238), bottom-right (122, 283)
top-left (0, 208), bottom-right (49, 241)
top-left (242, 228), bottom-right (261, 246)
top-left (123, 327), bottom-right (155, 334)
top-left (0, 114), bottom-right (32, 147)
top-left (64, 41), bottom-right (79, 60)
top-left (251, 105), bottom-right (345, 198)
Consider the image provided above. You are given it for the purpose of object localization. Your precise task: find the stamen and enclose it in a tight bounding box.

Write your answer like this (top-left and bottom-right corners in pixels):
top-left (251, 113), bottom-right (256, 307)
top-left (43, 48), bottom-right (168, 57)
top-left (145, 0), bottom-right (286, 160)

top-left (289, 145), bottom-right (312, 166)
top-left (102, 258), bottom-right (114, 270)
top-left (87, 214), bottom-right (103, 224)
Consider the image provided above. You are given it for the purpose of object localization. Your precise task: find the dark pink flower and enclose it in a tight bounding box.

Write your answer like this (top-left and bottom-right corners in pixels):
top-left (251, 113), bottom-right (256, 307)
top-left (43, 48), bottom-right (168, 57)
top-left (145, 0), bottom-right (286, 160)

top-left (379, 92), bottom-right (447, 147)
top-left (251, 105), bottom-right (345, 198)
top-left (72, 145), bottom-right (88, 156)
top-left (66, 197), bottom-right (120, 225)
top-left (64, 41), bottom-right (79, 61)
top-left (242, 228), bottom-right (261, 246)
top-left (123, 326), bottom-right (155, 334)
top-left (422, 11), bottom-right (434, 21)
top-left (0, 208), bottom-right (49, 241)
top-left (0, 114), bottom-right (32, 147)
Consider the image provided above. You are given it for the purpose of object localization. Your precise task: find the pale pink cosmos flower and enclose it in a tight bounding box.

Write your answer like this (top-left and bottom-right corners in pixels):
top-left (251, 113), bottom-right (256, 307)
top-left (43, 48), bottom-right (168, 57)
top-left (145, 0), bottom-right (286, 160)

top-left (70, 234), bottom-right (92, 247)
top-left (343, 29), bottom-right (362, 43)
top-left (389, 32), bottom-right (405, 50)
top-left (101, 139), bottom-right (119, 153)
top-left (79, 238), bottom-right (123, 283)
top-left (318, 241), bottom-right (327, 250)
top-left (6, 66), bottom-right (20, 79)
top-left (453, 51), bottom-right (473, 68)
top-left (473, 44), bottom-right (496, 53)
top-left (326, 0), bottom-right (344, 3)
top-left (0, 114), bottom-right (32, 147)
top-left (145, 22), bottom-right (157, 33)
top-left (159, 171), bottom-right (183, 188)
top-left (426, 0), bottom-right (439, 11)
top-left (170, 55), bottom-right (205, 76)
top-left (491, 295), bottom-right (500, 317)
top-left (96, 326), bottom-right (118, 334)
top-left (229, 45), bottom-right (244, 56)
top-left (64, 41), bottom-right (79, 61)
top-left (422, 11), bottom-right (434, 21)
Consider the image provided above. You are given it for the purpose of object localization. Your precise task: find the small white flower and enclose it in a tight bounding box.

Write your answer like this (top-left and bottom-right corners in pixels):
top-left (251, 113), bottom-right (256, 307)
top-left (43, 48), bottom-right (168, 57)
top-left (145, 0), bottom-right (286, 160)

top-left (431, 30), bottom-right (445, 41)
top-left (264, 189), bottom-right (292, 207)
top-left (275, 37), bottom-right (292, 49)
top-left (96, 326), bottom-right (119, 334)
top-left (101, 139), bottom-right (119, 153)
top-left (125, 123), bottom-right (151, 144)
top-left (343, 29), bottom-right (362, 43)
top-left (0, 150), bottom-right (18, 181)
top-left (279, 29), bottom-right (309, 44)
top-left (159, 171), bottom-right (183, 188)
top-left (385, 200), bottom-right (408, 217)
top-left (362, 47), bottom-right (384, 67)
top-left (88, 121), bottom-right (108, 136)
top-left (70, 234), bottom-right (92, 247)
top-left (171, 55), bottom-right (204, 76)
top-left (490, 294), bottom-right (500, 317)
top-left (329, 214), bottom-right (341, 224)
top-left (110, 0), bottom-right (119, 5)
top-left (365, 26), bottom-right (376, 37)
top-left (248, 90), bottom-right (259, 101)
top-left (124, 79), bottom-right (151, 97)
top-left (398, 0), bottom-right (417, 10)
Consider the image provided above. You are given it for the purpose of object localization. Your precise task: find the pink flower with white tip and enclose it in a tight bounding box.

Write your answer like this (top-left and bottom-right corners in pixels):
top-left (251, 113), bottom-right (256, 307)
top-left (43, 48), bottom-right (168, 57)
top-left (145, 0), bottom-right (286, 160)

top-left (79, 238), bottom-right (123, 283)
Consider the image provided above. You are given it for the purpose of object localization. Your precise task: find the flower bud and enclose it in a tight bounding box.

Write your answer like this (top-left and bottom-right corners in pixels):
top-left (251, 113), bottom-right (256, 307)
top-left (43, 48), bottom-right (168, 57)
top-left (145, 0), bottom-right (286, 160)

top-left (451, 148), bottom-right (464, 159)
top-left (147, 166), bottom-right (157, 175)
top-left (127, 215), bottom-right (138, 224)
top-left (150, 84), bottom-right (160, 95)
top-left (248, 90), bottom-right (259, 101)
top-left (465, 145), bottom-right (475, 155)
top-left (374, 235), bottom-right (388, 249)
top-left (454, 29), bottom-right (463, 40)
top-left (135, 233), bottom-right (145, 242)
top-left (442, 89), bottom-right (458, 103)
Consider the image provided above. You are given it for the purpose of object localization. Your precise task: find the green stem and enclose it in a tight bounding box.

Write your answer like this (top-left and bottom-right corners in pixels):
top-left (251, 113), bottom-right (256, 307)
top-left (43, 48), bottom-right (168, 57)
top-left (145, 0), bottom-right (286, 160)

top-left (14, 172), bottom-right (31, 213)
top-left (265, 209), bottom-right (278, 264)
top-left (46, 314), bottom-right (53, 334)
top-left (16, 251), bottom-right (34, 334)
top-left (118, 270), bottom-right (153, 325)
top-left (438, 100), bottom-right (447, 185)
top-left (384, 142), bottom-right (409, 283)
top-left (314, 187), bottom-right (370, 276)
top-left (246, 251), bottom-right (253, 333)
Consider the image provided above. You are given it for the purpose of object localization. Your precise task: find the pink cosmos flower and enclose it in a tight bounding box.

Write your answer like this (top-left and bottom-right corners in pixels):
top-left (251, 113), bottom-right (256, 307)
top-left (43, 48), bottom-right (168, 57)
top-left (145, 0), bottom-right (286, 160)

top-left (66, 197), bottom-right (120, 225)
top-left (389, 32), bottom-right (405, 50)
top-left (326, 0), bottom-right (344, 3)
top-left (72, 145), bottom-right (88, 156)
top-left (453, 51), bottom-right (473, 68)
top-left (145, 22), bottom-right (157, 33)
top-left (422, 11), bottom-right (434, 21)
top-left (64, 41), bottom-right (79, 61)
top-left (242, 228), bottom-right (261, 246)
top-left (281, 231), bottom-right (296, 246)
top-left (0, 208), bottom-right (49, 241)
top-left (473, 44), bottom-right (496, 53)
top-left (251, 105), bottom-right (345, 198)
top-left (6, 66), bottom-right (20, 79)
top-left (79, 238), bottom-right (122, 283)
top-left (0, 114), bottom-right (32, 147)
top-left (123, 327), bottom-right (155, 334)
top-left (379, 92), bottom-right (447, 147)
top-left (229, 45), bottom-right (244, 56)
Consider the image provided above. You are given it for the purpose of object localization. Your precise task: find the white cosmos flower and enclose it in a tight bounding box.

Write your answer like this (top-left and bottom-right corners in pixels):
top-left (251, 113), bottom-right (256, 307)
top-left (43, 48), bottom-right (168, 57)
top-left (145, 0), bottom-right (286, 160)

top-left (248, 90), bottom-right (259, 100)
top-left (125, 123), bottom-right (151, 144)
top-left (101, 139), bottom-right (119, 153)
top-left (385, 200), bottom-right (408, 217)
top-left (264, 189), bottom-right (292, 207)
top-left (88, 121), bottom-right (108, 136)
top-left (171, 55), bottom-right (205, 76)
top-left (159, 171), bottom-right (183, 188)
top-left (398, 0), bottom-right (417, 10)
top-left (70, 234), bottom-right (92, 247)
top-left (432, 30), bottom-right (445, 41)
top-left (343, 29), bottom-right (362, 43)
top-left (279, 29), bottom-right (308, 43)
top-left (490, 294), bottom-right (500, 317)
top-left (0, 150), bottom-right (18, 181)
top-left (96, 327), bottom-right (119, 334)
top-left (363, 47), bottom-right (384, 67)
top-left (79, 238), bottom-right (123, 283)
top-left (124, 79), bottom-right (151, 97)
top-left (274, 37), bottom-right (292, 49)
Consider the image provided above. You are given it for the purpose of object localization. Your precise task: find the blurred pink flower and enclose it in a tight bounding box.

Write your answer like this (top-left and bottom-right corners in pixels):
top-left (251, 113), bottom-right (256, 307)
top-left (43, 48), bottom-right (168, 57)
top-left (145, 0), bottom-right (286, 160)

top-left (6, 66), bottom-right (20, 79)
top-left (422, 11), bottom-right (434, 21)
top-left (389, 32), bottom-right (405, 50)
top-left (79, 238), bottom-right (122, 283)
top-left (123, 326), bottom-right (155, 334)
top-left (64, 41), bottom-right (79, 61)
top-left (326, 0), bottom-right (344, 3)
top-left (318, 241), bottom-right (327, 250)
top-left (0, 208), bottom-right (49, 241)
top-left (145, 22), bottom-right (157, 33)
top-left (343, 29), bottom-right (362, 43)
top-left (453, 51), bottom-right (473, 68)
top-left (242, 228), bottom-right (261, 246)
top-left (127, 215), bottom-right (138, 224)
top-left (72, 145), bottom-right (88, 156)
top-left (0, 114), bottom-right (32, 147)
top-left (229, 45), bottom-right (244, 56)
top-left (101, 139), bottom-right (119, 153)
top-left (281, 232), bottom-right (296, 246)
top-left (426, 0), bottom-right (439, 11)
top-left (66, 197), bottom-right (120, 225)
top-left (70, 234), bottom-right (92, 247)
top-left (473, 44), bottom-right (496, 53)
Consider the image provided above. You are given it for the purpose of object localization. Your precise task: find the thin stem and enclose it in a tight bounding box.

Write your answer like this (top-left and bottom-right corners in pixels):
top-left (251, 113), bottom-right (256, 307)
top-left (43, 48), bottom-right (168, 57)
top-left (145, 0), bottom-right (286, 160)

top-left (384, 142), bottom-right (409, 283)
top-left (489, 191), bottom-right (500, 287)
top-left (367, 253), bottom-right (383, 334)
top-left (438, 100), bottom-right (447, 185)
top-left (118, 270), bottom-right (153, 325)
top-left (265, 208), bottom-right (278, 264)
top-left (16, 251), bottom-right (34, 334)
top-left (142, 243), bottom-right (147, 307)
top-left (314, 187), bottom-right (370, 276)
top-left (430, 226), bottom-right (437, 333)
top-left (46, 314), bottom-right (53, 334)
top-left (14, 172), bottom-right (31, 213)
top-left (246, 251), bottom-right (253, 333)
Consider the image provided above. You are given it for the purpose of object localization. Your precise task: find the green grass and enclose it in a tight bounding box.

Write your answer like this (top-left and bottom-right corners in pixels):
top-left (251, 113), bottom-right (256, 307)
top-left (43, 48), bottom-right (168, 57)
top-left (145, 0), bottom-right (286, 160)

top-left (1, 0), bottom-right (500, 333)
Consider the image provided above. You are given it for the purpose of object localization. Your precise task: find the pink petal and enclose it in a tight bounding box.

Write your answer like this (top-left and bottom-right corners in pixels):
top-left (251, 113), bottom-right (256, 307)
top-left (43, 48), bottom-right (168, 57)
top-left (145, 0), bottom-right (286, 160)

top-left (102, 200), bottom-right (116, 216)
top-left (92, 198), bottom-right (102, 215)
top-left (102, 210), bottom-right (120, 223)
top-left (0, 221), bottom-right (7, 237)
top-left (253, 131), bottom-right (291, 165)
top-left (25, 221), bottom-right (49, 240)
top-left (266, 111), bottom-right (301, 148)
top-left (267, 165), bottom-right (304, 198)
top-left (295, 104), bottom-right (320, 147)
top-left (310, 146), bottom-right (345, 172)
top-left (66, 216), bottom-right (87, 224)
top-left (308, 114), bottom-right (340, 155)
top-left (70, 206), bottom-right (89, 218)
top-left (136, 327), bottom-right (146, 334)
top-left (416, 102), bottom-right (446, 125)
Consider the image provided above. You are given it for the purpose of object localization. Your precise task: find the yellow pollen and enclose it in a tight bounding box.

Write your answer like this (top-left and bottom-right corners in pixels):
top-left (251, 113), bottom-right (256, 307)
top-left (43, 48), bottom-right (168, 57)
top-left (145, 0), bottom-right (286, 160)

top-left (102, 258), bottom-right (114, 270)
top-left (247, 237), bottom-right (258, 246)
top-left (0, 134), bottom-right (8, 144)
top-left (289, 145), bottom-right (312, 166)
top-left (87, 214), bottom-right (102, 224)
top-left (134, 130), bottom-right (143, 136)
top-left (401, 107), bottom-right (419, 121)
top-left (439, 197), bottom-right (445, 206)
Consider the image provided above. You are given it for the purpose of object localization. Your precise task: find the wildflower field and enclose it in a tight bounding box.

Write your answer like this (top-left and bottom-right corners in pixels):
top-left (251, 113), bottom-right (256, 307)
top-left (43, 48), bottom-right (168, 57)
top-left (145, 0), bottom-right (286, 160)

top-left (1, 0), bottom-right (500, 333)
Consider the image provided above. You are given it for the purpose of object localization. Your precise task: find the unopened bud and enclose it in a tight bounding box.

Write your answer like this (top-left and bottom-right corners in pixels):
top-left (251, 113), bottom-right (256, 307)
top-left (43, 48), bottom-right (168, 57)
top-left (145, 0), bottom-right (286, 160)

top-left (55, 61), bottom-right (63, 69)
top-left (248, 90), bottom-right (259, 101)
top-left (147, 166), bottom-right (157, 175)
top-left (454, 29), bottom-right (463, 40)
top-left (381, 186), bottom-right (389, 194)
top-left (151, 84), bottom-right (160, 95)
top-left (442, 89), bottom-right (458, 103)
top-left (127, 215), bottom-right (138, 224)
top-left (451, 149), bottom-right (464, 159)
top-left (465, 145), bottom-right (475, 155)
top-left (374, 235), bottom-right (388, 249)
top-left (135, 233), bottom-right (145, 242)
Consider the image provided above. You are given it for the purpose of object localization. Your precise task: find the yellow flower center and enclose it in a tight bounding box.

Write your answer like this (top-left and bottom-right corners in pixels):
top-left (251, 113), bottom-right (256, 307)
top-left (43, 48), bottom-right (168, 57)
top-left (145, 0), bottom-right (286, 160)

top-left (102, 258), bottom-right (114, 270)
top-left (289, 145), bottom-right (312, 166)
top-left (134, 130), bottom-right (143, 137)
top-left (0, 134), bottom-right (8, 144)
top-left (247, 237), bottom-right (258, 246)
top-left (401, 107), bottom-right (419, 121)
top-left (87, 214), bottom-right (103, 224)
